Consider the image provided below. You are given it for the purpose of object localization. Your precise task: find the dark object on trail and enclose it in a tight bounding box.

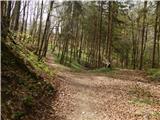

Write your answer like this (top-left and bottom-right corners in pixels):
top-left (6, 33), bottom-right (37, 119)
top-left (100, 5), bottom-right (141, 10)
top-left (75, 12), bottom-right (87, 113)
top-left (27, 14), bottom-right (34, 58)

top-left (103, 58), bottom-right (111, 68)
top-left (105, 62), bottom-right (111, 68)
top-left (84, 63), bottom-right (91, 68)
top-left (108, 63), bottom-right (111, 68)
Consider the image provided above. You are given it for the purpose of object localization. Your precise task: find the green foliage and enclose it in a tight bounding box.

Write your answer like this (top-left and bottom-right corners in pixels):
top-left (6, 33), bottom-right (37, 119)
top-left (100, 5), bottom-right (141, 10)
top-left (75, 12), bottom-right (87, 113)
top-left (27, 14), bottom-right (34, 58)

top-left (6, 36), bottom-right (55, 78)
top-left (129, 98), bottom-right (156, 105)
top-left (45, 83), bottom-right (55, 95)
top-left (16, 79), bottom-right (26, 86)
top-left (17, 32), bottom-right (33, 44)
top-left (21, 50), bottom-right (54, 77)
top-left (68, 61), bottom-right (84, 71)
top-left (54, 53), bottom-right (61, 64)
top-left (53, 52), bottom-right (117, 73)
top-left (28, 84), bottom-right (35, 92)
top-left (23, 96), bottom-right (34, 108)
top-left (12, 111), bottom-right (25, 120)
top-left (152, 112), bottom-right (160, 117)
top-left (2, 34), bottom-right (56, 120)
top-left (129, 85), bottom-right (152, 98)
top-left (2, 87), bottom-right (12, 102)
top-left (129, 85), bottom-right (160, 106)
top-left (53, 53), bottom-right (84, 71)
top-left (91, 67), bottom-right (115, 73)
top-left (147, 68), bottom-right (160, 80)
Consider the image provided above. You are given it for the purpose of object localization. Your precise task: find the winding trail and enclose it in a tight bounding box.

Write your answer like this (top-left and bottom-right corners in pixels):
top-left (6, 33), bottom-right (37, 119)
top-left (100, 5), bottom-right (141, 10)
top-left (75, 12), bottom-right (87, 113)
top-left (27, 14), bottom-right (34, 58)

top-left (45, 56), bottom-right (160, 120)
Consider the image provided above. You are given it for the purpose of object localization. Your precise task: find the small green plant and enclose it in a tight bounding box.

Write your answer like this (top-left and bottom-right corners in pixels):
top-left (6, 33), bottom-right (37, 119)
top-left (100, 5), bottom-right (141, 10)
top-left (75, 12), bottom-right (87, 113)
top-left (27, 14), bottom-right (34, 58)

top-left (23, 96), bottom-right (34, 108)
top-left (152, 111), bottom-right (160, 117)
top-left (46, 83), bottom-right (54, 94)
top-left (129, 85), bottom-right (160, 106)
top-left (12, 111), bottom-right (25, 120)
top-left (147, 68), bottom-right (160, 80)
top-left (44, 66), bottom-right (49, 73)
top-left (129, 98), bottom-right (153, 105)
top-left (3, 88), bottom-right (12, 96)
top-left (129, 97), bottom-right (160, 106)
top-left (28, 84), bottom-right (35, 91)
top-left (69, 61), bottom-right (84, 71)
top-left (92, 67), bottom-right (114, 73)
top-left (16, 79), bottom-right (26, 85)
top-left (129, 85), bottom-right (152, 98)
top-left (23, 50), bottom-right (54, 77)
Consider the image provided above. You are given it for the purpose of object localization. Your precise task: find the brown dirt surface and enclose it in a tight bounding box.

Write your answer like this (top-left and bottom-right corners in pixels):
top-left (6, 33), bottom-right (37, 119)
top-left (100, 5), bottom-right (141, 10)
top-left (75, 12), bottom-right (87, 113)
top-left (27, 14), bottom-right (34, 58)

top-left (45, 56), bottom-right (160, 120)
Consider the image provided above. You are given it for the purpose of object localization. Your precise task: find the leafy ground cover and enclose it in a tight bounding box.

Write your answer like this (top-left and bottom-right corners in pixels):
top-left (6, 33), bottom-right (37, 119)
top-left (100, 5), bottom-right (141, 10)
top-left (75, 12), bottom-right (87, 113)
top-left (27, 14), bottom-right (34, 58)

top-left (1, 40), bottom-right (56, 120)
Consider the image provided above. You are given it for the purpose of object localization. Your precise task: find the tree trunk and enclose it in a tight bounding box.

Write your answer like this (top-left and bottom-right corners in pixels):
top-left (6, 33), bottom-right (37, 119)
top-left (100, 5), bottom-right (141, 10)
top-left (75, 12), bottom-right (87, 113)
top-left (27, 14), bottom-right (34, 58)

top-left (139, 1), bottom-right (147, 70)
top-left (14, 1), bottom-right (21, 31)
top-left (98, 1), bottom-right (103, 67)
top-left (78, 25), bottom-right (83, 63)
top-left (152, 2), bottom-right (160, 68)
top-left (106, 1), bottom-right (113, 65)
top-left (20, 1), bottom-right (27, 40)
top-left (38, 1), bottom-right (54, 60)
top-left (24, 1), bottom-right (30, 40)
top-left (1, 1), bottom-right (8, 39)
top-left (36, 1), bottom-right (43, 54)
top-left (7, 1), bottom-right (12, 29)
top-left (131, 21), bottom-right (136, 69)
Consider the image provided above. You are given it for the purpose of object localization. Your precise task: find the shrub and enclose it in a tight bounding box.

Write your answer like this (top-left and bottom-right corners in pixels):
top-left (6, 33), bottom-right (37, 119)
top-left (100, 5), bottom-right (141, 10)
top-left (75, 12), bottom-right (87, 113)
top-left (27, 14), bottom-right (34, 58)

top-left (12, 111), bottom-right (25, 120)
top-left (147, 69), bottom-right (160, 80)
top-left (23, 96), bottom-right (34, 108)
top-left (92, 67), bottom-right (113, 73)
top-left (45, 83), bottom-right (55, 95)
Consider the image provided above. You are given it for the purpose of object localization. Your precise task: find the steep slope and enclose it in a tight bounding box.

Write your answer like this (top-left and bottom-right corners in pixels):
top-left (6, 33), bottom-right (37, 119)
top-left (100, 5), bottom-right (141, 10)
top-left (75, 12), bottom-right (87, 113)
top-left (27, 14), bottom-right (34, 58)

top-left (1, 41), bottom-right (56, 120)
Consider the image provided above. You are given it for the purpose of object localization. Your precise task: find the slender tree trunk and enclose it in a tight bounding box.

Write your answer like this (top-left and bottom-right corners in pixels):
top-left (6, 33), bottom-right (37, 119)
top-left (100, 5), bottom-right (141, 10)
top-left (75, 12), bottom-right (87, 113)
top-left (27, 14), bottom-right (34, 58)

top-left (139, 1), bottom-right (147, 70)
top-left (14, 1), bottom-right (21, 32)
top-left (78, 25), bottom-right (83, 63)
top-left (24, 1), bottom-right (29, 40)
top-left (10, 1), bottom-right (18, 30)
top-left (20, 1), bottom-right (27, 40)
top-left (152, 2), bottom-right (159, 68)
top-left (135, 17), bottom-right (140, 68)
top-left (1, 1), bottom-right (7, 18)
top-left (157, 9), bottom-right (160, 67)
top-left (157, 24), bottom-right (160, 66)
top-left (7, 1), bottom-right (12, 29)
top-left (1, 1), bottom-right (8, 39)
top-left (98, 1), bottom-right (103, 67)
top-left (32, 3), bottom-right (40, 44)
top-left (36, 1), bottom-right (43, 54)
top-left (107, 1), bottom-right (113, 64)
top-left (42, 1), bottom-right (54, 58)
top-left (30, 4), bottom-right (36, 36)
top-left (38, 1), bottom-right (54, 59)
top-left (131, 21), bottom-right (136, 69)
top-left (143, 23), bottom-right (148, 54)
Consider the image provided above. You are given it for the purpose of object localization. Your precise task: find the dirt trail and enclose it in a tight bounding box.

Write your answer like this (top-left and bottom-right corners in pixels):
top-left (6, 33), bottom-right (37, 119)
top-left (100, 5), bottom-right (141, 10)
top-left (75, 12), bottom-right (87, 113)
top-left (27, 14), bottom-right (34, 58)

top-left (45, 56), bottom-right (160, 120)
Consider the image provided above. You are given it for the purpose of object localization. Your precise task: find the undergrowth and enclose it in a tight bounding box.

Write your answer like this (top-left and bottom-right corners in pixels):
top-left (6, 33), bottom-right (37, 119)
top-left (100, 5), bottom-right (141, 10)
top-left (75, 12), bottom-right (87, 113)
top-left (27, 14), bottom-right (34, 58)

top-left (147, 68), bottom-right (160, 81)
top-left (2, 38), bottom-right (56, 120)
top-left (91, 67), bottom-right (114, 73)
top-left (129, 85), bottom-right (160, 106)
top-left (52, 52), bottom-right (117, 73)
top-left (7, 39), bottom-right (55, 78)
top-left (53, 53), bottom-right (84, 72)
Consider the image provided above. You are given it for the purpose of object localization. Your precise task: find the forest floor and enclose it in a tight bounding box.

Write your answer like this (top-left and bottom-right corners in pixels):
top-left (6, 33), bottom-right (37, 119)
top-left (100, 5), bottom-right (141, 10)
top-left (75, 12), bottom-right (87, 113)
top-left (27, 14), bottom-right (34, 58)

top-left (45, 55), bottom-right (160, 120)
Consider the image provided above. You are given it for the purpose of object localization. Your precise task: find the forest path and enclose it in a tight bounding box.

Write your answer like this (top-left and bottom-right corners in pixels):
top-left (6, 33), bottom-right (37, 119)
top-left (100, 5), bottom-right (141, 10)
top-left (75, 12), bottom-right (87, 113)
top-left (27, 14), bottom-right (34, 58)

top-left (45, 56), bottom-right (160, 120)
